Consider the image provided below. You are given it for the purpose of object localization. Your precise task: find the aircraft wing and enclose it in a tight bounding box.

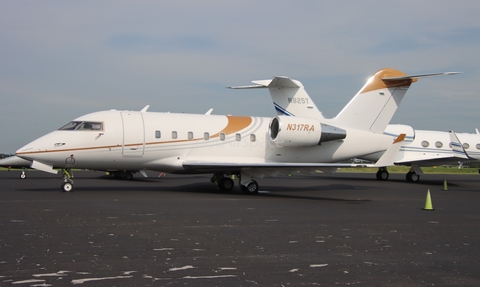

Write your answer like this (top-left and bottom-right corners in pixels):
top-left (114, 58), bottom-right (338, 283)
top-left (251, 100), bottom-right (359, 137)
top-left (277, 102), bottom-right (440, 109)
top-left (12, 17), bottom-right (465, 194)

top-left (449, 131), bottom-right (473, 160)
top-left (183, 134), bottom-right (405, 174)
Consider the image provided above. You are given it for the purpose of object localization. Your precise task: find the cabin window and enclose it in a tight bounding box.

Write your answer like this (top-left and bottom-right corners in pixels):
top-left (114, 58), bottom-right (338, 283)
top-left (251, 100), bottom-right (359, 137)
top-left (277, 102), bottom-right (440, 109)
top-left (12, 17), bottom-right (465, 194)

top-left (421, 140), bottom-right (429, 148)
top-left (435, 141), bottom-right (443, 148)
top-left (155, 130), bottom-right (161, 139)
top-left (172, 131), bottom-right (177, 139)
top-left (59, 121), bottom-right (103, 131)
top-left (220, 133), bottom-right (226, 141)
top-left (236, 133), bottom-right (241, 141)
top-left (204, 132), bottom-right (210, 140)
top-left (250, 134), bottom-right (256, 142)
top-left (188, 131), bottom-right (194, 140)
top-left (476, 144), bottom-right (480, 150)
top-left (463, 143), bottom-right (470, 149)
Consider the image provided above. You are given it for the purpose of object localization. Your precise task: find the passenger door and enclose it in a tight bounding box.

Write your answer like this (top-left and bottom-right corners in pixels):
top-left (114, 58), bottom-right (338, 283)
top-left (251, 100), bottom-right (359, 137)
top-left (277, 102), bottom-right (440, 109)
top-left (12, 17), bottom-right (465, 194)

top-left (121, 112), bottom-right (145, 156)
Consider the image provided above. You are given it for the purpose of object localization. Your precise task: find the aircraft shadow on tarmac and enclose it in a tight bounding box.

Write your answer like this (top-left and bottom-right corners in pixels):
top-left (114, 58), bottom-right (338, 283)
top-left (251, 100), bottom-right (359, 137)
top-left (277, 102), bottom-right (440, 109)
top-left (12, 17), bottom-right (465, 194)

top-left (16, 175), bottom-right (375, 202)
top-left (322, 174), bottom-right (457, 187)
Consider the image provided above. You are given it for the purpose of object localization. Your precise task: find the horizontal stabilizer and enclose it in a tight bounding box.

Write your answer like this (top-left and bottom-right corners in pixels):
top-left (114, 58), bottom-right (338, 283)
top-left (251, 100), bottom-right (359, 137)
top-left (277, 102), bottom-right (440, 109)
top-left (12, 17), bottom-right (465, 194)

top-left (382, 72), bottom-right (462, 81)
top-left (230, 76), bottom-right (323, 119)
top-left (229, 84), bottom-right (266, 89)
top-left (229, 76), bottom-right (302, 89)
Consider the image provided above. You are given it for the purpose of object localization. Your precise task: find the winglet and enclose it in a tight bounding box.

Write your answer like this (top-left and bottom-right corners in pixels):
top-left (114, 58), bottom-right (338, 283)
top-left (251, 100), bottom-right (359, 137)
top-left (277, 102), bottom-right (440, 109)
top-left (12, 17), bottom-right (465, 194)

top-left (371, 134), bottom-right (406, 167)
top-left (393, 133), bottom-right (406, 144)
top-left (449, 131), bottom-right (470, 159)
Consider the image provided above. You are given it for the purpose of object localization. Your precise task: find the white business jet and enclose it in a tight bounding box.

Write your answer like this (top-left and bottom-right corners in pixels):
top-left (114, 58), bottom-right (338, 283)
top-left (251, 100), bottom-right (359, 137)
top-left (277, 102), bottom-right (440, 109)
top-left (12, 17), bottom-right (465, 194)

top-left (16, 68), bottom-right (449, 193)
top-left (365, 125), bottom-right (480, 182)
top-left (0, 155), bottom-right (32, 178)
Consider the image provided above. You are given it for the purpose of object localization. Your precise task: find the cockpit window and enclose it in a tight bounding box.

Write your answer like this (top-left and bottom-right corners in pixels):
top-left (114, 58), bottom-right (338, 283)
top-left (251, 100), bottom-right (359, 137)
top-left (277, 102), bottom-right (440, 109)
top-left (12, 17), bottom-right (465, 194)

top-left (59, 121), bottom-right (103, 131)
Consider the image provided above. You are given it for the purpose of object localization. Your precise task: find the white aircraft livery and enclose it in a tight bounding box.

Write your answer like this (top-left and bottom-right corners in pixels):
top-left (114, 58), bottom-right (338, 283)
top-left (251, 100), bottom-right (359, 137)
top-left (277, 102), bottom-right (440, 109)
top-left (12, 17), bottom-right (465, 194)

top-left (15, 68), bottom-right (457, 192)
top-left (367, 125), bottom-right (480, 182)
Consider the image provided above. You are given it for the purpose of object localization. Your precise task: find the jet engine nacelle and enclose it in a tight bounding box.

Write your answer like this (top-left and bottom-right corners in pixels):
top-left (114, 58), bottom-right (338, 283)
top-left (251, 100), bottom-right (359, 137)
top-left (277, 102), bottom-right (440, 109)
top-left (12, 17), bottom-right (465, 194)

top-left (269, 116), bottom-right (347, 147)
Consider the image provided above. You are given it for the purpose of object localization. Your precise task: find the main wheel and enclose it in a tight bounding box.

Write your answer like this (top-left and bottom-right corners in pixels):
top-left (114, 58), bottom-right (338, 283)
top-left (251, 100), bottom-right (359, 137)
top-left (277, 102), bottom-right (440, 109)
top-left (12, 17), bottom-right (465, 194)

top-left (241, 180), bottom-right (259, 194)
top-left (61, 182), bottom-right (73, 192)
top-left (124, 172), bottom-right (133, 180)
top-left (406, 171), bottom-right (420, 182)
top-left (376, 170), bottom-right (389, 180)
top-left (218, 177), bottom-right (234, 191)
top-left (410, 172), bottom-right (420, 183)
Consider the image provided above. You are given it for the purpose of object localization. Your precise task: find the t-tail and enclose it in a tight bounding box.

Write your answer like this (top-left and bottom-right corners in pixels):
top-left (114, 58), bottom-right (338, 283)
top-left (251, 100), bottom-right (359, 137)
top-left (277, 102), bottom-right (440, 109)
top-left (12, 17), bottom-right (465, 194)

top-left (229, 76), bottom-right (325, 120)
top-left (231, 68), bottom-right (460, 133)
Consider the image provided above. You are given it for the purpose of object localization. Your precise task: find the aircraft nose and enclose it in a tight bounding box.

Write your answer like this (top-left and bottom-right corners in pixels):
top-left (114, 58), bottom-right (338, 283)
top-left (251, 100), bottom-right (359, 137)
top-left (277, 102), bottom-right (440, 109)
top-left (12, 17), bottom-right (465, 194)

top-left (16, 138), bottom-right (46, 161)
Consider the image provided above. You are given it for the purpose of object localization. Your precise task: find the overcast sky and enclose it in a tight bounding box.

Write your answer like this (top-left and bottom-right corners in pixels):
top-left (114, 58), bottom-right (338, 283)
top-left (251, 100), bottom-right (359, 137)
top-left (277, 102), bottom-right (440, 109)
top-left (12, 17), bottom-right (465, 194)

top-left (1, 1), bottom-right (479, 152)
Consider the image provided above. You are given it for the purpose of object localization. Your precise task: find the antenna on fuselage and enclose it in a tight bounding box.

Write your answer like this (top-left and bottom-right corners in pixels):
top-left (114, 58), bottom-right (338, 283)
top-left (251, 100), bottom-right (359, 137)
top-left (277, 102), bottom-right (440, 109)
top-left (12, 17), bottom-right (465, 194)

top-left (141, 105), bottom-right (150, 112)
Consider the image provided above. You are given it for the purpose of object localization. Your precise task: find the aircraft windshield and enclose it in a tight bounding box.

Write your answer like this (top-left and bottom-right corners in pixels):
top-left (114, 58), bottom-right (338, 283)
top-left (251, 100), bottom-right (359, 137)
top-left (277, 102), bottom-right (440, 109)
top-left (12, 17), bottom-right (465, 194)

top-left (59, 121), bottom-right (103, 131)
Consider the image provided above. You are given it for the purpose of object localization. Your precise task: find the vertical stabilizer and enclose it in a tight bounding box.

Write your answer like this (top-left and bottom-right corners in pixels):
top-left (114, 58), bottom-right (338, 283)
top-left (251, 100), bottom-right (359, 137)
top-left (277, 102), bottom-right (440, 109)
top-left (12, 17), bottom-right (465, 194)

top-left (230, 76), bottom-right (324, 119)
top-left (334, 68), bottom-right (413, 133)
top-left (333, 69), bottom-right (459, 133)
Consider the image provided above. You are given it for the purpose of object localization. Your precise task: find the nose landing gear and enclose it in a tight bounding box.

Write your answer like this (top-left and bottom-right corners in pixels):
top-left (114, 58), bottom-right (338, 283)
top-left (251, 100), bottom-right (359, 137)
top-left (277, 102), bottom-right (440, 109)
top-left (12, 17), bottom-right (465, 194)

top-left (61, 168), bottom-right (74, 192)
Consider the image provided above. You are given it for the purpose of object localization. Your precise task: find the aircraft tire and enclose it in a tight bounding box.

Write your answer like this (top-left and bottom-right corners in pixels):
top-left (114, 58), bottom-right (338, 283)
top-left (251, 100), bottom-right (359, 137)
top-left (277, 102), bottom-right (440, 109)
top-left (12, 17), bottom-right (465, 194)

top-left (61, 182), bottom-right (73, 192)
top-left (376, 170), bottom-right (389, 180)
top-left (410, 172), bottom-right (420, 183)
top-left (241, 180), bottom-right (259, 194)
top-left (20, 173), bottom-right (26, 179)
top-left (406, 171), bottom-right (420, 182)
top-left (218, 177), bottom-right (234, 191)
top-left (124, 172), bottom-right (133, 180)
top-left (406, 172), bottom-right (412, 182)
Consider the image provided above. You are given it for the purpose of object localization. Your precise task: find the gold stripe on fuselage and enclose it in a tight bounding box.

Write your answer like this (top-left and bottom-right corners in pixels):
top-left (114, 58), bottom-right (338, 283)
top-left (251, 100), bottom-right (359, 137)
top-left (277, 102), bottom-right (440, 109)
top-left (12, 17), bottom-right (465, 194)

top-left (17, 115), bottom-right (255, 155)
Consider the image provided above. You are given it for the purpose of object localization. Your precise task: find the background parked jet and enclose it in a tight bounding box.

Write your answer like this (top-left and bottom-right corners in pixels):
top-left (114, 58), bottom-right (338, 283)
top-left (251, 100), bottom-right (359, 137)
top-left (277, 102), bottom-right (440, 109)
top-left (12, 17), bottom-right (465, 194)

top-left (367, 125), bottom-right (480, 182)
top-left (0, 155), bottom-right (31, 178)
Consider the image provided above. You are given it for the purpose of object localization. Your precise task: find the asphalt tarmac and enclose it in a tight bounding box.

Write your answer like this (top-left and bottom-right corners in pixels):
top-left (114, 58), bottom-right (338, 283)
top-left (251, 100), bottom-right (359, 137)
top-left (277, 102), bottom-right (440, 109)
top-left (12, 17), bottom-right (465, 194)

top-left (0, 170), bottom-right (479, 286)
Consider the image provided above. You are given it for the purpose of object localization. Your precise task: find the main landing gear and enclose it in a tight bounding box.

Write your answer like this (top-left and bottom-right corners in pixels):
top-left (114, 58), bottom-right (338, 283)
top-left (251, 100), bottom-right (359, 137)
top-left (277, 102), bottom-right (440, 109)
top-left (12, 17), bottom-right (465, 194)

top-left (211, 173), bottom-right (259, 194)
top-left (376, 167), bottom-right (389, 180)
top-left (406, 170), bottom-right (420, 182)
top-left (111, 170), bottom-right (135, 180)
top-left (61, 168), bottom-right (74, 192)
top-left (376, 167), bottom-right (421, 183)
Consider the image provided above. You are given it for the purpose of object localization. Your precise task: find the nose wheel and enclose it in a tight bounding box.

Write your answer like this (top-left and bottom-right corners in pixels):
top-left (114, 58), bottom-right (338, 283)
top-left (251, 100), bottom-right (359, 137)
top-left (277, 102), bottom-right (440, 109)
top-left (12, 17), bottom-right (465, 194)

top-left (61, 169), bottom-right (74, 192)
top-left (61, 182), bottom-right (73, 192)
top-left (20, 169), bottom-right (27, 179)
